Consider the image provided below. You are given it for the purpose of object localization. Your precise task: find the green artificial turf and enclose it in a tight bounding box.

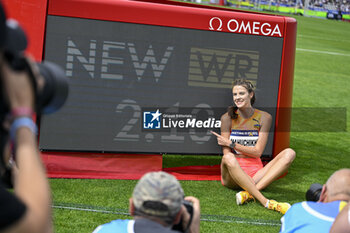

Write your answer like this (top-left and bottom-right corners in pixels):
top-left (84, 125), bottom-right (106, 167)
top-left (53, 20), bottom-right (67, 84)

top-left (50, 12), bottom-right (350, 233)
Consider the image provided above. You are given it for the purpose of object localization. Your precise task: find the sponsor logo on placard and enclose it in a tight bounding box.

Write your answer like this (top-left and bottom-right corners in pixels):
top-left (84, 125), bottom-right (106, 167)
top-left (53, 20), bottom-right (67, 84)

top-left (142, 109), bottom-right (221, 131)
top-left (209, 17), bottom-right (282, 37)
top-left (143, 109), bottom-right (162, 129)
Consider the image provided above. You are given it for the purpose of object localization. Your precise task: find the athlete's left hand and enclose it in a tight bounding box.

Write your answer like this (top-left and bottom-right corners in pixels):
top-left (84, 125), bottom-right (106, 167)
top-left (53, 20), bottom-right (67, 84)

top-left (211, 131), bottom-right (231, 147)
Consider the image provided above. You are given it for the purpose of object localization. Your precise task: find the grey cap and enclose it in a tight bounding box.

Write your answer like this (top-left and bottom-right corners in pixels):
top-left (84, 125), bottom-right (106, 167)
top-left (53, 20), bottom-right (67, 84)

top-left (133, 171), bottom-right (184, 219)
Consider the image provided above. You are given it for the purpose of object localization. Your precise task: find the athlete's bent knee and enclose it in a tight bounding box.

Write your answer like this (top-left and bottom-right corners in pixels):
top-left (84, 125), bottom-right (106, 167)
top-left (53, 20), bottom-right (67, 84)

top-left (222, 153), bottom-right (239, 169)
top-left (282, 148), bottom-right (296, 165)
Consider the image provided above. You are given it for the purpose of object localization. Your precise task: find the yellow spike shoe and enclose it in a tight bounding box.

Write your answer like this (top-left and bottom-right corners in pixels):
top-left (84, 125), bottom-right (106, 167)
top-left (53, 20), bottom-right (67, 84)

top-left (267, 200), bottom-right (291, 214)
top-left (236, 191), bottom-right (254, 205)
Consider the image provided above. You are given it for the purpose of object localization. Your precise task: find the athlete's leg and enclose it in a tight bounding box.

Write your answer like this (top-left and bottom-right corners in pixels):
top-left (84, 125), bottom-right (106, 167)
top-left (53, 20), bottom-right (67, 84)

top-left (221, 153), bottom-right (268, 206)
top-left (252, 148), bottom-right (296, 190)
top-left (220, 158), bottom-right (240, 189)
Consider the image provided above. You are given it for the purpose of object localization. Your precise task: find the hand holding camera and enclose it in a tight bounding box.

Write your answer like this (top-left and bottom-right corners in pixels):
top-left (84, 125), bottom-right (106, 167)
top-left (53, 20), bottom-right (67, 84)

top-left (2, 19), bottom-right (68, 116)
top-left (0, 17), bottom-right (69, 187)
top-left (182, 196), bottom-right (200, 233)
top-left (172, 196), bottom-right (200, 233)
top-left (1, 56), bottom-right (37, 179)
top-left (1, 56), bottom-right (35, 112)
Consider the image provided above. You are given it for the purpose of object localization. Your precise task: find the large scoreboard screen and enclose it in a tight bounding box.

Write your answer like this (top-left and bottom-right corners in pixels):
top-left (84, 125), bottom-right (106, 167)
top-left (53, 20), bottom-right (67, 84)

top-left (38, 0), bottom-right (296, 156)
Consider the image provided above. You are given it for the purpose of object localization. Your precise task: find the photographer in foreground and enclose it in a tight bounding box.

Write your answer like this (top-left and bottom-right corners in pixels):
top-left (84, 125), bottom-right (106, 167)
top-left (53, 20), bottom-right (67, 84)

top-left (280, 168), bottom-right (350, 233)
top-left (93, 171), bottom-right (200, 233)
top-left (0, 56), bottom-right (52, 233)
top-left (0, 3), bottom-right (53, 232)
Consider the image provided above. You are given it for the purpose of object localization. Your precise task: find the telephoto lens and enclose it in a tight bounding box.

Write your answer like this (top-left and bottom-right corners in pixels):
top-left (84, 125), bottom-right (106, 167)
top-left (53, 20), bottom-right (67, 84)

top-left (37, 61), bottom-right (69, 114)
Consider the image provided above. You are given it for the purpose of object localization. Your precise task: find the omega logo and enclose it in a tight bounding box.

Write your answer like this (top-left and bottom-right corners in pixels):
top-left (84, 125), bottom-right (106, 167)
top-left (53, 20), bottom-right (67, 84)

top-left (209, 17), bottom-right (223, 31)
top-left (208, 17), bottom-right (282, 37)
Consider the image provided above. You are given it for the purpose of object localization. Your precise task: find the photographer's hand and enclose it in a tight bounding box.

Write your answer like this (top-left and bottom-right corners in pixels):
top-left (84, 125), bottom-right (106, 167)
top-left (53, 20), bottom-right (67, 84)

top-left (1, 57), bottom-right (35, 110)
top-left (182, 196), bottom-right (200, 233)
top-left (1, 58), bottom-right (52, 233)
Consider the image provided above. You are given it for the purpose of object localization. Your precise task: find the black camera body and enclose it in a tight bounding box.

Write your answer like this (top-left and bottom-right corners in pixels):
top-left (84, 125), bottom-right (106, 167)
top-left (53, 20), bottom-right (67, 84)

top-left (1, 19), bottom-right (69, 116)
top-left (172, 200), bottom-right (194, 233)
top-left (306, 183), bottom-right (323, 202)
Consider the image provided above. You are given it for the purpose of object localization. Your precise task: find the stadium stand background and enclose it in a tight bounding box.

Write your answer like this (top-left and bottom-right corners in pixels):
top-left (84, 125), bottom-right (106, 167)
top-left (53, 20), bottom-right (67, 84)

top-left (185, 0), bottom-right (350, 20)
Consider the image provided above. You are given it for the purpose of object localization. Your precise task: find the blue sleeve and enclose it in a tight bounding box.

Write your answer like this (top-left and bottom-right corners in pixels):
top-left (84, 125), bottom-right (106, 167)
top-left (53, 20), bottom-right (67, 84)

top-left (280, 203), bottom-right (303, 233)
top-left (93, 219), bottom-right (131, 233)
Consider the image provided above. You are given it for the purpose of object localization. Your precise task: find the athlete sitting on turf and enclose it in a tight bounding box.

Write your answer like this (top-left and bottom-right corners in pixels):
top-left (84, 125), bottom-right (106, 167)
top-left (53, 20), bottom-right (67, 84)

top-left (211, 79), bottom-right (296, 214)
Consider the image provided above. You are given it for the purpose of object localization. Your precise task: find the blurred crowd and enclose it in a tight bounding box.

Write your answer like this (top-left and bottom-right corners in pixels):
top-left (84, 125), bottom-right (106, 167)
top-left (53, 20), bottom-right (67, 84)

top-left (308, 0), bottom-right (350, 12)
top-left (186, 0), bottom-right (350, 12)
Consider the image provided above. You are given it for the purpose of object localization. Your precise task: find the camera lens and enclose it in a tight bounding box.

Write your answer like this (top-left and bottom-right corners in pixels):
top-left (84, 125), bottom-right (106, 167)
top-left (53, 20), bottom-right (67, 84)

top-left (306, 183), bottom-right (323, 202)
top-left (2, 18), bottom-right (69, 114)
top-left (37, 61), bottom-right (69, 114)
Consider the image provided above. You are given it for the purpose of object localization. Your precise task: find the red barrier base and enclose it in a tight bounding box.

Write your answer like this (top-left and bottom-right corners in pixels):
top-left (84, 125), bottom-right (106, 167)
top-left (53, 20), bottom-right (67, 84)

top-left (41, 152), bottom-right (163, 180)
top-left (164, 165), bottom-right (221, 181)
top-left (42, 153), bottom-right (285, 181)
top-left (41, 152), bottom-right (222, 180)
